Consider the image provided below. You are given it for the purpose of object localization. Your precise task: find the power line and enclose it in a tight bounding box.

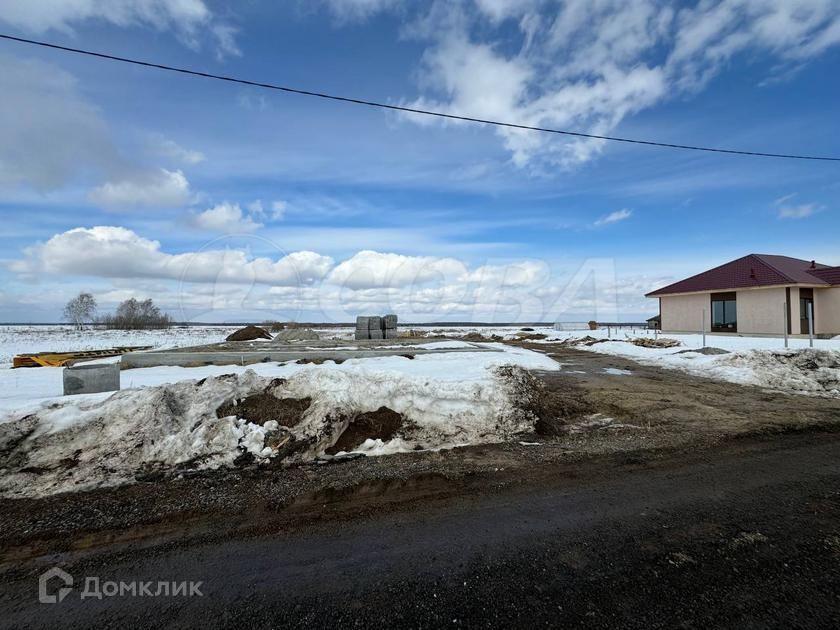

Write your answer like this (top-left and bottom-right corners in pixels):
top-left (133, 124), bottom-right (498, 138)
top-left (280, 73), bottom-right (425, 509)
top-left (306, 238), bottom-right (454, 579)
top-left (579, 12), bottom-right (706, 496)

top-left (2, 32), bottom-right (839, 163)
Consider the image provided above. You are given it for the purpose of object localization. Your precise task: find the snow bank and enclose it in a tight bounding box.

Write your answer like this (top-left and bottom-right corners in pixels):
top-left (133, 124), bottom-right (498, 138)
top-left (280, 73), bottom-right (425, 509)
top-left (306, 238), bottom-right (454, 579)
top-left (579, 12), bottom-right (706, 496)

top-left (556, 336), bottom-right (840, 397)
top-left (0, 346), bottom-right (558, 498)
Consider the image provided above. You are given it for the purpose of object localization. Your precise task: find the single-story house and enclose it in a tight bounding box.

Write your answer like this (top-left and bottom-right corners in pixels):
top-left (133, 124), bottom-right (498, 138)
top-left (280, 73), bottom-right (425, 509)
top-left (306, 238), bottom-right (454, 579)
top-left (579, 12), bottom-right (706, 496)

top-left (646, 254), bottom-right (840, 336)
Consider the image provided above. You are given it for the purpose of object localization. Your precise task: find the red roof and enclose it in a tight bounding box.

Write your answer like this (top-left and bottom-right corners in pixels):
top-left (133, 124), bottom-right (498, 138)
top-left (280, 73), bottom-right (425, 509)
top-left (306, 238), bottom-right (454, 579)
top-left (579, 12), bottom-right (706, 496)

top-left (810, 266), bottom-right (840, 285)
top-left (646, 254), bottom-right (837, 297)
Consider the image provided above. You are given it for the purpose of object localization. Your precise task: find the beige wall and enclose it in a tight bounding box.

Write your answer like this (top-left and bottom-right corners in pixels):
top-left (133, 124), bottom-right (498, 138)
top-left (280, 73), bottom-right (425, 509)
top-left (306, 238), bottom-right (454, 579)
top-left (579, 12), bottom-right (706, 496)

top-left (660, 293), bottom-right (710, 332)
top-left (816, 287), bottom-right (840, 334)
top-left (735, 287), bottom-right (786, 334)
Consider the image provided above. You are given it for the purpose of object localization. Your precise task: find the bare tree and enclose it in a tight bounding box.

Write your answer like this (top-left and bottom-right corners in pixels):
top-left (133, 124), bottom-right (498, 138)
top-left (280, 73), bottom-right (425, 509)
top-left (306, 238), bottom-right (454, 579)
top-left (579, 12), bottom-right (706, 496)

top-left (63, 292), bottom-right (97, 330)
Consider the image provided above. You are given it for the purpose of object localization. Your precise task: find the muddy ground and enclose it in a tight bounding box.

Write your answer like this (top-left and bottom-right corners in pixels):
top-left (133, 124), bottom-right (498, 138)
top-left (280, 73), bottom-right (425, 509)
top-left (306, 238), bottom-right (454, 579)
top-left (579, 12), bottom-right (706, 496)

top-left (1, 344), bottom-right (839, 627)
top-left (1, 343), bottom-right (838, 560)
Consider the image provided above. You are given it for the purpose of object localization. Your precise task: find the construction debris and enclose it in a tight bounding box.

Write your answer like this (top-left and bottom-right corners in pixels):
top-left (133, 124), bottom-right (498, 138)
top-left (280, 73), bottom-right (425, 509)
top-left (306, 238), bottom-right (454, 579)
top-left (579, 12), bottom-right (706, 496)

top-left (13, 346), bottom-right (153, 368)
top-left (226, 325), bottom-right (272, 342)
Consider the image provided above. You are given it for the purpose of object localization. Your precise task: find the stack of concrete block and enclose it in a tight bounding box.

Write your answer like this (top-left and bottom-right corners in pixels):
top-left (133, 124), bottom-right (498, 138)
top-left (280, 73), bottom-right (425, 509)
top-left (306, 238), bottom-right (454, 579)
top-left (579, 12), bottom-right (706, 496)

top-left (368, 316), bottom-right (384, 340)
top-left (355, 314), bottom-right (399, 340)
top-left (355, 316), bottom-right (370, 341)
top-left (384, 314), bottom-right (398, 339)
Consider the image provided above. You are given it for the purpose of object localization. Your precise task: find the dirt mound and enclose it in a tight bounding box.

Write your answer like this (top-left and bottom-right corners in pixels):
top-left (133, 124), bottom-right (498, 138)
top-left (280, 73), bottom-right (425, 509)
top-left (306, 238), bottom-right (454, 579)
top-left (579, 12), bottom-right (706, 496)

top-left (675, 346), bottom-right (730, 355)
top-left (630, 337), bottom-right (681, 348)
top-left (461, 332), bottom-right (503, 342)
top-left (273, 328), bottom-right (320, 341)
top-left (217, 394), bottom-right (312, 427)
top-left (532, 376), bottom-right (595, 436)
top-left (517, 333), bottom-right (548, 340)
top-left (561, 335), bottom-right (609, 346)
top-left (226, 325), bottom-right (272, 342)
top-left (327, 407), bottom-right (404, 454)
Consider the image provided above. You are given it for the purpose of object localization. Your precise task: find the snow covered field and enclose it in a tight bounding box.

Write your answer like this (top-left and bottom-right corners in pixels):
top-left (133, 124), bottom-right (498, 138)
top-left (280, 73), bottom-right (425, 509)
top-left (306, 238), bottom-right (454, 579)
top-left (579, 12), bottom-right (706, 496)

top-left (0, 324), bottom-right (240, 367)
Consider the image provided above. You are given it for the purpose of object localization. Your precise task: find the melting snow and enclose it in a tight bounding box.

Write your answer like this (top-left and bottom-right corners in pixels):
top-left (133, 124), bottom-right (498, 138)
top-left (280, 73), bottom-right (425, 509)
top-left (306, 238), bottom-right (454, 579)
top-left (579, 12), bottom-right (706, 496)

top-left (0, 344), bottom-right (559, 498)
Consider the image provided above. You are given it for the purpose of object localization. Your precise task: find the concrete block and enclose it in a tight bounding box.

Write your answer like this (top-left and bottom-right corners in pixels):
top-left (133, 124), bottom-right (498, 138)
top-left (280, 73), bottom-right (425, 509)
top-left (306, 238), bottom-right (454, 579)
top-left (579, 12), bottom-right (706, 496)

top-left (383, 314), bottom-right (398, 329)
top-left (355, 316), bottom-right (370, 330)
top-left (385, 329), bottom-right (399, 339)
top-left (367, 316), bottom-right (382, 331)
top-left (369, 329), bottom-right (384, 340)
top-left (63, 363), bottom-right (120, 396)
top-left (354, 330), bottom-right (370, 340)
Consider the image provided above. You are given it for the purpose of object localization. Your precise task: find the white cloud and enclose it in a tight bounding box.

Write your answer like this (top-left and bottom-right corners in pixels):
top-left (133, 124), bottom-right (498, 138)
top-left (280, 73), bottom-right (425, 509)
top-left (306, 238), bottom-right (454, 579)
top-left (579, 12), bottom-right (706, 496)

top-left (9, 227), bottom-right (665, 321)
top-left (395, 0), bottom-right (840, 169)
top-left (327, 250), bottom-right (468, 289)
top-left (192, 202), bottom-right (263, 233)
top-left (594, 208), bottom-right (632, 227)
top-left (460, 260), bottom-right (548, 286)
top-left (12, 226), bottom-right (334, 286)
top-left (89, 169), bottom-right (193, 209)
top-left (774, 193), bottom-right (824, 220)
top-left (777, 204), bottom-right (820, 219)
top-left (0, 0), bottom-right (237, 55)
top-left (154, 136), bottom-right (205, 165)
top-left (244, 199), bottom-right (287, 222)
top-left (270, 200), bottom-right (288, 220)
top-left (322, 0), bottom-right (399, 23)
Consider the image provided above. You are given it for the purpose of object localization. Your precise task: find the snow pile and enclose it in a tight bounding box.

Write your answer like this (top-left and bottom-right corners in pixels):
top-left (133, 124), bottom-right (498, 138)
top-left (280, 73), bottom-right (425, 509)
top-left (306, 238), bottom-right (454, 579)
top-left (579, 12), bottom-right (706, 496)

top-left (716, 349), bottom-right (840, 396)
top-left (0, 346), bottom-right (558, 497)
top-left (562, 335), bottom-right (840, 397)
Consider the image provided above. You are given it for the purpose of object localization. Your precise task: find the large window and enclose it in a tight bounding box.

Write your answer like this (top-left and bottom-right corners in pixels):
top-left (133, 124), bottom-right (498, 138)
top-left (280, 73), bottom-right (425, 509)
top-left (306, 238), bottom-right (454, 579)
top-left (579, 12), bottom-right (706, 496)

top-left (711, 292), bottom-right (737, 332)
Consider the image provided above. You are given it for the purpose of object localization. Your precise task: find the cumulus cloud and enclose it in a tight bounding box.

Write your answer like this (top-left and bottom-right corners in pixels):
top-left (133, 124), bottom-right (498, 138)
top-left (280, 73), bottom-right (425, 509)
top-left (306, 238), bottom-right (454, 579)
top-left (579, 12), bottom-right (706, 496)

top-left (89, 169), bottom-right (193, 209)
top-left (393, 0), bottom-right (840, 169)
top-left (9, 227), bottom-right (659, 321)
top-left (12, 226), bottom-right (334, 286)
top-left (327, 250), bottom-right (468, 289)
top-left (460, 260), bottom-right (549, 286)
top-left (594, 208), bottom-right (632, 227)
top-left (192, 202), bottom-right (263, 233)
top-left (0, 0), bottom-right (237, 56)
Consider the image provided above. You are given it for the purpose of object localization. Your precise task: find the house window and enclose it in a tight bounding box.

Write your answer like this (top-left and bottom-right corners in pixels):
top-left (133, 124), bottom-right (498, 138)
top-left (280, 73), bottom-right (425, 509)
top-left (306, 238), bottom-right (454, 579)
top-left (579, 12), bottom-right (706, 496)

top-left (711, 292), bottom-right (737, 332)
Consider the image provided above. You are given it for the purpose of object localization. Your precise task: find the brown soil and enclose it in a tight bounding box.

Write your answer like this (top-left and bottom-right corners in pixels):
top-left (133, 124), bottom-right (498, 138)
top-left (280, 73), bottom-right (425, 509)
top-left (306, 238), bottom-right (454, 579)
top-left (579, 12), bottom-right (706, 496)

top-left (326, 407), bottom-right (404, 454)
top-left (216, 394), bottom-right (312, 427)
top-left (461, 332), bottom-right (503, 342)
top-left (515, 340), bottom-right (840, 437)
top-left (225, 325), bottom-right (272, 341)
top-left (296, 357), bottom-right (345, 365)
top-left (533, 375), bottom-right (595, 435)
top-left (516, 332), bottom-right (548, 340)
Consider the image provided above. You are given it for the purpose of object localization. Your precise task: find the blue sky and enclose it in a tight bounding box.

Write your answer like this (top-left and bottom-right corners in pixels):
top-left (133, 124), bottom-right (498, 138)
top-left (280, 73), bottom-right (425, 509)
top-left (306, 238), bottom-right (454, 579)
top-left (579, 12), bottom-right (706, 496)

top-left (1, 0), bottom-right (839, 323)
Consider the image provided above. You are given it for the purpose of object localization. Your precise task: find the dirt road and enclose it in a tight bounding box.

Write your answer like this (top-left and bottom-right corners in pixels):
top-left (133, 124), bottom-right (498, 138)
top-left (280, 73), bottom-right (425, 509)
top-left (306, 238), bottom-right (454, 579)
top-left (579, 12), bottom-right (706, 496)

top-left (2, 429), bottom-right (840, 628)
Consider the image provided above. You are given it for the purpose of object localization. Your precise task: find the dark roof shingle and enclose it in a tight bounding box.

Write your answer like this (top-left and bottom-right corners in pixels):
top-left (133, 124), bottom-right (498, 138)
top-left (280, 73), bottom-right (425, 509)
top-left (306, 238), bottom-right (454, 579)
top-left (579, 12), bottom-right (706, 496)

top-left (646, 254), bottom-right (834, 297)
